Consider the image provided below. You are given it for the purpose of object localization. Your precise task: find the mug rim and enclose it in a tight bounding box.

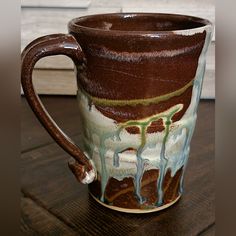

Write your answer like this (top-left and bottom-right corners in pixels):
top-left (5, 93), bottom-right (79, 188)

top-left (68, 12), bottom-right (212, 36)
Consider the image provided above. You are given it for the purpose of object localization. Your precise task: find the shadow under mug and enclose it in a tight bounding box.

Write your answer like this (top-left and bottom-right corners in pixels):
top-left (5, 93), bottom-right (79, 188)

top-left (21, 13), bottom-right (212, 213)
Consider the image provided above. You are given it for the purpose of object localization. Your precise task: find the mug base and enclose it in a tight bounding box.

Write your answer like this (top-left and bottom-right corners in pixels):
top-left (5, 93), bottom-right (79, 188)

top-left (90, 193), bottom-right (181, 214)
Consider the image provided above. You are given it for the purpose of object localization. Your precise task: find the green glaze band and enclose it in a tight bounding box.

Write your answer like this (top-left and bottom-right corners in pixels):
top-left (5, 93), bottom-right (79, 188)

top-left (79, 79), bottom-right (194, 107)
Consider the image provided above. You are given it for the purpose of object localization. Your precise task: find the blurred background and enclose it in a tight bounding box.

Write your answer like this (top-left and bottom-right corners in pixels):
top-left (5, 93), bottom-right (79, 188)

top-left (21, 0), bottom-right (215, 98)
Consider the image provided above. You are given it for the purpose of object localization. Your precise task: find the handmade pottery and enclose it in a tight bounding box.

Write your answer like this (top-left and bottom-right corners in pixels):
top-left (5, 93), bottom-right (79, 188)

top-left (21, 13), bottom-right (213, 213)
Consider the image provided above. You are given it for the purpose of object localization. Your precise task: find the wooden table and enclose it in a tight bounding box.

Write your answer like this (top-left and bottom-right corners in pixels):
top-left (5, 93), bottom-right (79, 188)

top-left (21, 96), bottom-right (215, 235)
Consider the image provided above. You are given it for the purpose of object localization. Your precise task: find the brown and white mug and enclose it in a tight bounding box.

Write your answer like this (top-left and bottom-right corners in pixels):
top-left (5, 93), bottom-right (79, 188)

top-left (21, 13), bottom-right (212, 213)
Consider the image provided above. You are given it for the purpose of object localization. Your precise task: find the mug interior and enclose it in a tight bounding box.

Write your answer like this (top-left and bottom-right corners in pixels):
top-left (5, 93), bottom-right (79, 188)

top-left (69, 13), bottom-right (211, 33)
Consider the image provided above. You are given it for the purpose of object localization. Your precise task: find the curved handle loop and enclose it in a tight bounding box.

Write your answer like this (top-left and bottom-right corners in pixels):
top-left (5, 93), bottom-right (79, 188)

top-left (21, 34), bottom-right (96, 184)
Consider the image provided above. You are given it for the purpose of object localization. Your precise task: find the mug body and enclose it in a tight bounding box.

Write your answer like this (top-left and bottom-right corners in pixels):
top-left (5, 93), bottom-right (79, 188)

top-left (68, 13), bottom-right (212, 213)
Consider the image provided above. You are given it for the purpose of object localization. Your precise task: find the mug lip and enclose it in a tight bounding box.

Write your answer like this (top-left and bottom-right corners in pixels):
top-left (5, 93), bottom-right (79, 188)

top-left (68, 12), bottom-right (212, 36)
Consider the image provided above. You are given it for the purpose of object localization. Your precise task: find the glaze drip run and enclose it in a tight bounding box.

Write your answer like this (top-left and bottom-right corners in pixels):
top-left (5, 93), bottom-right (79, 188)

top-left (116, 104), bottom-right (183, 205)
top-left (77, 76), bottom-right (198, 205)
top-left (78, 86), bottom-right (189, 205)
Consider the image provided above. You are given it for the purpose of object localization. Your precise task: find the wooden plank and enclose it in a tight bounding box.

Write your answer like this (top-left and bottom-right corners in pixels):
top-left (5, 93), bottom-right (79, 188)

top-left (21, 96), bottom-right (82, 152)
top-left (34, 56), bottom-right (73, 70)
top-left (21, 7), bottom-right (122, 53)
top-left (122, 0), bottom-right (215, 41)
top-left (21, 196), bottom-right (76, 235)
top-left (201, 69), bottom-right (215, 99)
top-left (121, 0), bottom-right (214, 8)
top-left (206, 42), bottom-right (215, 70)
top-left (199, 224), bottom-right (215, 236)
top-left (121, 6), bottom-right (215, 26)
top-left (21, 0), bottom-right (122, 9)
top-left (21, 0), bottom-right (91, 8)
top-left (32, 69), bottom-right (77, 95)
top-left (90, 0), bottom-right (122, 8)
top-left (21, 99), bottom-right (215, 235)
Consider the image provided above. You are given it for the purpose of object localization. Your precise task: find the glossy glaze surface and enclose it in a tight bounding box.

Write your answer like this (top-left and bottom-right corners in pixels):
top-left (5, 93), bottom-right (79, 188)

top-left (69, 13), bottom-right (212, 210)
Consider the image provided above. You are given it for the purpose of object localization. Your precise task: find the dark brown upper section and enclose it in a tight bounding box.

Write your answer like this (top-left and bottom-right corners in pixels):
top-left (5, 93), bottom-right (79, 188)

top-left (68, 13), bottom-right (210, 132)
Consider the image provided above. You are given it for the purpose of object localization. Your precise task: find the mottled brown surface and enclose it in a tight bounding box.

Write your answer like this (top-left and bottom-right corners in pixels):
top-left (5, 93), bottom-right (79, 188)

top-left (89, 168), bottom-right (182, 209)
top-left (69, 13), bottom-right (207, 133)
top-left (21, 97), bottom-right (215, 235)
top-left (163, 168), bottom-right (183, 204)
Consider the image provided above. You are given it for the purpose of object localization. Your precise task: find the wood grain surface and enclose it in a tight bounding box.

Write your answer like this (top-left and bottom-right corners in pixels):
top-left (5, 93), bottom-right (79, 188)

top-left (21, 96), bottom-right (215, 235)
top-left (21, 96), bottom-right (82, 152)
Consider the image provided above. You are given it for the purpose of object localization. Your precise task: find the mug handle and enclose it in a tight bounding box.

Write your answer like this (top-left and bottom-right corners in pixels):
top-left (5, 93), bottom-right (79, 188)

top-left (21, 34), bottom-right (96, 184)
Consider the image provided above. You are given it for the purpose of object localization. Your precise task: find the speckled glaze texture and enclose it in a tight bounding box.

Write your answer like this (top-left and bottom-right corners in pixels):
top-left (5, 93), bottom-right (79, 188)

top-left (21, 13), bottom-right (212, 213)
top-left (69, 13), bottom-right (212, 212)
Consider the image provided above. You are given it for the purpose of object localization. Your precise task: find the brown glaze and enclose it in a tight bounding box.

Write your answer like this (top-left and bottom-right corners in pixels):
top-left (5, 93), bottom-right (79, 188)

top-left (70, 14), bottom-right (207, 133)
top-left (89, 167), bottom-right (183, 209)
top-left (73, 13), bottom-right (206, 32)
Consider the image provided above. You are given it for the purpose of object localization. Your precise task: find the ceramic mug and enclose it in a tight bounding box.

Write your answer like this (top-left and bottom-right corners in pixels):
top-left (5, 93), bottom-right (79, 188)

top-left (21, 13), bottom-right (212, 213)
